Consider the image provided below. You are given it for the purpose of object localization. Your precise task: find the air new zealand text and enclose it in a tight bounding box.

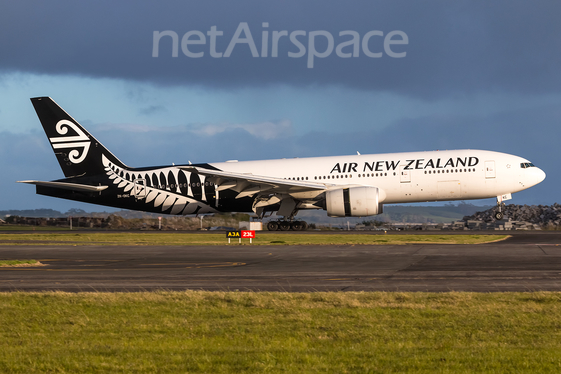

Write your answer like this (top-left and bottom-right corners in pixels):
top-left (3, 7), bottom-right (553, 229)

top-left (330, 157), bottom-right (479, 174)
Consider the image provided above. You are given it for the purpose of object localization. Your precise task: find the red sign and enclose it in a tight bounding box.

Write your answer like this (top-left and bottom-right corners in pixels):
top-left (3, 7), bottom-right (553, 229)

top-left (241, 230), bottom-right (255, 239)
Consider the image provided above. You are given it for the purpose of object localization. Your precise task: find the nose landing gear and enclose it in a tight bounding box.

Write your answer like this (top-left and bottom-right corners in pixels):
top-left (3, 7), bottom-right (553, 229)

top-left (494, 194), bottom-right (510, 220)
top-left (494, 209), bottom-right (504, 221)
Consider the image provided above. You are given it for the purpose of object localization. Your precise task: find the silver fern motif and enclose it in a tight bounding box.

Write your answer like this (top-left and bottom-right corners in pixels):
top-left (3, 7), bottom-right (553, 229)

top-left (102, 155), bottom-right (217, 215)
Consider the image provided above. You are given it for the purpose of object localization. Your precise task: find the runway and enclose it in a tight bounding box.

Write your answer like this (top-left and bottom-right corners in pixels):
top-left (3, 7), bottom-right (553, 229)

top-left (1, 232), bottom-right (561, 292)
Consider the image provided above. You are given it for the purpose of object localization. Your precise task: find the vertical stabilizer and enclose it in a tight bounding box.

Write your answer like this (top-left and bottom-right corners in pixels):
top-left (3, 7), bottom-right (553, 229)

top-left (31, 97), bottom-right (128, 178)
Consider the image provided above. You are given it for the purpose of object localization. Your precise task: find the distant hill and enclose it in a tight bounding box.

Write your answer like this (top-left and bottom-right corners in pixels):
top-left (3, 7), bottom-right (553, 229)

top-left (0, 208), bottom-right (111, 218)
top-left (377, 203), bottom-right (493, 224)
top-left (0, 209), bottom-right (68, 218)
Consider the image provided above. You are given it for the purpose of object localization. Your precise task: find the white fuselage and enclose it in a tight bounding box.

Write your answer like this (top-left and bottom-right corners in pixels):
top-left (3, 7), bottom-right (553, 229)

top-left (209, 150), bottom-right (546, 204)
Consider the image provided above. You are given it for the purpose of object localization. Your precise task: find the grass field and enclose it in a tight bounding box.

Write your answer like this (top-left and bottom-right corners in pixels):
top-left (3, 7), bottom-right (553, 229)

top-left (0, 232), bottom-right (508, 246)
top-left (0, 225), bottom-right (68, 231)
top-left (0, 259), bottom-right (42, 267)
top-left (0, 291), bottom-right (560, 373)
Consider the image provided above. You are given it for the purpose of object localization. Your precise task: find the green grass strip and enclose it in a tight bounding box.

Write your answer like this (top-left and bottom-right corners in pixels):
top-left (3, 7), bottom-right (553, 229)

top-left (0, 259), bottom-right (41, 267)
top-left (0, 291), bottom-right (560, 372)
top-left (0, 232), bottom-right (507, 246)
top-left (0, 225), bottom-right (69, 231)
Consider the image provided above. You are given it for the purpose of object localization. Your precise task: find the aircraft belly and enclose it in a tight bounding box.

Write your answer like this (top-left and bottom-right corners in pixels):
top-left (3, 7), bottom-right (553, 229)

top-left (145, 190), bottom-right (158, 203)
top-left (161, 195), bottom-right (176, 211)
top-left (437, 181), bottom-right (461, 199)
top-left (153, 193), bottom-right (167, 208)
top-left (170, 197), bottom-right (189, 215)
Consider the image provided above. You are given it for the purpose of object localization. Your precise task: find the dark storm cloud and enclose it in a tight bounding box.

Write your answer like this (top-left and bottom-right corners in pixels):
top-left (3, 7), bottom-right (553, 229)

top-left (1, 1), bottom-right (560, 97)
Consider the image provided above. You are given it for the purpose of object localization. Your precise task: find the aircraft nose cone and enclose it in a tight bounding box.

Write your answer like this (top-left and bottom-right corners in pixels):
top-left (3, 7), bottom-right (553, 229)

top-left (536, 168), bottom-right (546, 184)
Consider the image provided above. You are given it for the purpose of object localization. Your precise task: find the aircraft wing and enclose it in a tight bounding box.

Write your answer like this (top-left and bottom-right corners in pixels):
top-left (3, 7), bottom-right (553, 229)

top-left (179, 166), bottom-right (328, 200)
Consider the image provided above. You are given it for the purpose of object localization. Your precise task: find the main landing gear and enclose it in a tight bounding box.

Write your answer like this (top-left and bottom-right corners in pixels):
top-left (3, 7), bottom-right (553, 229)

top-left (267, 220), bottom-right (309, 231)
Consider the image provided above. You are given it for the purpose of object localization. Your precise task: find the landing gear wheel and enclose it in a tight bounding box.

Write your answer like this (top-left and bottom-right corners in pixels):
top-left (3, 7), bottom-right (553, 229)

top-left (279, 221), bottom-right (291, 231)
top-left (301, 221), bottom-right (308, 231)
top-left (291, 221), bottom-right (303, 231)
top-left (267, 221), bottom-right (279, 231)
top-left (494, 199), bottom-right (505, 221)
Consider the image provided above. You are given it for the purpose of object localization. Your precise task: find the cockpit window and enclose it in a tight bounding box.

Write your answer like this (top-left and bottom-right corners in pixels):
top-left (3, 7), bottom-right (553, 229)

top-left (520, 163), bottom-right (536, 169)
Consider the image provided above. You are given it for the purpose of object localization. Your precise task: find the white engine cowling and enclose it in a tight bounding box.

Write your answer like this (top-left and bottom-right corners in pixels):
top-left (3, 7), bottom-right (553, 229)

top-left (325, 187), bottom-right (384, 217)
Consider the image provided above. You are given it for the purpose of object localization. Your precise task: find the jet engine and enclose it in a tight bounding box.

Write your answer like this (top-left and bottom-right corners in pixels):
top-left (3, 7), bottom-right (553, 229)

top-left (325, 186), bottom-right (384, 217)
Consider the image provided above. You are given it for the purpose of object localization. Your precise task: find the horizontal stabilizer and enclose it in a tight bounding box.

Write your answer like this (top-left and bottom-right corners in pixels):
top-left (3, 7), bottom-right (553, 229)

top-left (17, 180), bottom-right (108, 192)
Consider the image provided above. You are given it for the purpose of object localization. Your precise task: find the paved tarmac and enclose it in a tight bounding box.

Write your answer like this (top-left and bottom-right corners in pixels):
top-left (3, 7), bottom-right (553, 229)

top-left (1, 232), bottom-right (561, 292)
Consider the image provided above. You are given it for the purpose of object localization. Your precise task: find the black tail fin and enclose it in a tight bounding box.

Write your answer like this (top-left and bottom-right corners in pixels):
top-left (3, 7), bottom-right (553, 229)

top-left (31, 97), bottom-right (129, 178)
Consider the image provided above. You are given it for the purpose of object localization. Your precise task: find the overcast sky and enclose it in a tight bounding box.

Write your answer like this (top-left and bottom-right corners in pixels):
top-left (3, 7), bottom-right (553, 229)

top-left (0, 0), bottom-right (559, 212)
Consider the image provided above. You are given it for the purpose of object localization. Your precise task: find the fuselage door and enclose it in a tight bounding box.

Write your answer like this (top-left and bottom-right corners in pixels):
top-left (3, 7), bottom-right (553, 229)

top-left (485, 161), bottom-right (496, 179)
top-left (132, 179), bottom-right (147, 199)
top-left (400, 165), bottom-right (411, 183)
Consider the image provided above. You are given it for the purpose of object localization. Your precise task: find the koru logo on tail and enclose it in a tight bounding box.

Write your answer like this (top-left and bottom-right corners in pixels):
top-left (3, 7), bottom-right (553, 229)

top-left (49, 120), bottom-right (91, 164)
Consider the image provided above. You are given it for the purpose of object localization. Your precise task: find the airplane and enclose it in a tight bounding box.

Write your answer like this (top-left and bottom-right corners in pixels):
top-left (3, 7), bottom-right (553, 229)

top-left (19, 97), bottom-right (546, 231)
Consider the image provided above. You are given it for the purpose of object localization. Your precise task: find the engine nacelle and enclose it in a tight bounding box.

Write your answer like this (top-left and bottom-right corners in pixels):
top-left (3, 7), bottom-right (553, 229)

top-left (325, 187), bottom-right (384, 217)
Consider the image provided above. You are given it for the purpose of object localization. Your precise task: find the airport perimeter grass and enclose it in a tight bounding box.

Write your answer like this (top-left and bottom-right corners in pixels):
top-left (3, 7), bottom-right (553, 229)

top-left (0, 259), bottom-right (41, 267)
top-left (0, 232), bottom-right (507, 246)
top-left (0, 225), bottom-right (68, 231)
top-left (0, 291), bottom-right (560, 373)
